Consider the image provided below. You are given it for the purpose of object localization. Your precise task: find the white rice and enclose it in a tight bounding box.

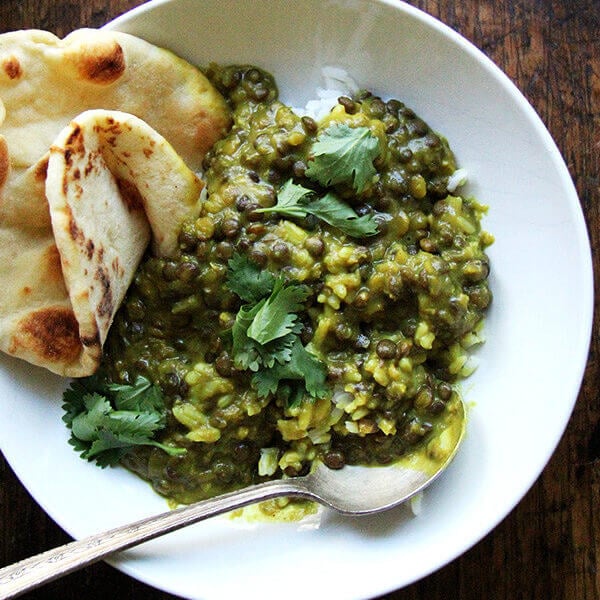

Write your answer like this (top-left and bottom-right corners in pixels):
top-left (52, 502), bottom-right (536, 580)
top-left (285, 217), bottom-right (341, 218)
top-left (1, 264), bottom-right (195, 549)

top-left (447, 167), bottom-right (469, 192)
top-left (409, 492), bottom-right (423, 516)
top-left (296, 65), bottom-right (359, 121)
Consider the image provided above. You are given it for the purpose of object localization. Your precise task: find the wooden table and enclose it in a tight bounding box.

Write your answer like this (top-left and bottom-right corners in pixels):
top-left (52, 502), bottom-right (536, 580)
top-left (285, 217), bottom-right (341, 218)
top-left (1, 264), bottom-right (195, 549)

top-left (0, 1), bottom-right (598, 598)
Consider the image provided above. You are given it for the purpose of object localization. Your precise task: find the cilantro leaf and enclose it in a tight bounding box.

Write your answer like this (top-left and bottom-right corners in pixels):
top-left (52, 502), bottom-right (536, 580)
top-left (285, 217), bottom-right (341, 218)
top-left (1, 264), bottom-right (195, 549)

top-left (226, 253), bottom-right (276, 303)
top-left (305, 123), bottom-right (380, 193)
top-left (255, 180), bottom-right (314, 216)
top-left (231, 301), bottom-right (267, 371)
top-left (225, 253), bottom-right (330, 405)
top-left (62, 375), bottom-right (185, 468)
top-left (233, 330), bottom-right (298, 372)
top-left (70, 393), bottom-right (112, 442)
top-left (302, 191), bottom-right (378, 237)
top-left (252, 338), bottom-right (328, 402)
top-left (108, 375), bottom-right (165, 415)
top-left (62, 373), bottom-right (107, 426)
top-left (246, 278), bottom-right (311, 344)
top-left (263, 180), bottom-right (314, 215)
top-left (256, 179), bottom-right (378, 238)
top-left (84, 411), bottom-right (164, 459)
top-left (230, 288), bottom-right (302, 371)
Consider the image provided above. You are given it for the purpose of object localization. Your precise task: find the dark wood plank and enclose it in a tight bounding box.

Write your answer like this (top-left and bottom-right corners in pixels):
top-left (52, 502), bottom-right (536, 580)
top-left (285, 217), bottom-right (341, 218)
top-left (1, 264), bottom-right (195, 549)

top-left (0, 1), bottom-right (598, 598)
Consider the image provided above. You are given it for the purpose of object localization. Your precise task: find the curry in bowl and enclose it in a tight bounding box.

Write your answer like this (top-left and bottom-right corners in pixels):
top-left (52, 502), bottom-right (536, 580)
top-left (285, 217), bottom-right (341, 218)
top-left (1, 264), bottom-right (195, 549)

top-left (86, 64), bottom-right (491, 505)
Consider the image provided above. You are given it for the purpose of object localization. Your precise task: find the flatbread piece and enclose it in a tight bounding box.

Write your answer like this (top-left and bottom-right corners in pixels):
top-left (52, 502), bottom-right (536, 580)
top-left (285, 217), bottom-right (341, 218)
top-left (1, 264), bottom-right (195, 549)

top-left (0, 29), bottom-right (231, 376)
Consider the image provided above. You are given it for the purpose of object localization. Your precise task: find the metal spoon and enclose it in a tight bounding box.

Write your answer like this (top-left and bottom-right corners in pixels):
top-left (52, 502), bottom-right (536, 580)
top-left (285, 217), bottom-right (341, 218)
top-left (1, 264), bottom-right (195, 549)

top-left (0, 399), bottom-right (464, 599)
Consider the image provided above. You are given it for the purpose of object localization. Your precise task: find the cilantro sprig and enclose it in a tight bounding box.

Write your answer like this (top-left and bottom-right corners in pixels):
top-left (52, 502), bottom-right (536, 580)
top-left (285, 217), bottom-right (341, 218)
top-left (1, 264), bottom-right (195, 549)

top-left (226, 254), bottom-right (328, 404)
top-left (256, 179), bottom-right (378, 238)
top-left (62, 374), bottom-right (185, 468)
top-left (305, 123), bottom-right (381, 193)
top-left (255, 123), bottom-right (381, 238)
top-left (226, 253), bottom-right (276, 304)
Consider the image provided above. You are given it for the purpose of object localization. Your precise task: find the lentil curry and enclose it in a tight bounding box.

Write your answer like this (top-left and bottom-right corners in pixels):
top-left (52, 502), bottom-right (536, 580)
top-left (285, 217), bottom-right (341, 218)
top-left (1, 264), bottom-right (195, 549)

top-left (98, 65), bottom-right (492, 506)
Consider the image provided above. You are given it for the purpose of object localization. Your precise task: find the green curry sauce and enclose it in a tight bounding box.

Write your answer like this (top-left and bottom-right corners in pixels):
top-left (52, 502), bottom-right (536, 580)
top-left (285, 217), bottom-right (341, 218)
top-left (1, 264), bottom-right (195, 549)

top-left (102, 65), bottom-right (492, 506)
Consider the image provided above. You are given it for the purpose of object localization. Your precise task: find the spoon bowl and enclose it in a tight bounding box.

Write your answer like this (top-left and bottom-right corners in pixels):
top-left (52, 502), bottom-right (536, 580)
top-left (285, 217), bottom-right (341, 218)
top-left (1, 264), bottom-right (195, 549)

top-left (0, 397), bottom-right (464, 599)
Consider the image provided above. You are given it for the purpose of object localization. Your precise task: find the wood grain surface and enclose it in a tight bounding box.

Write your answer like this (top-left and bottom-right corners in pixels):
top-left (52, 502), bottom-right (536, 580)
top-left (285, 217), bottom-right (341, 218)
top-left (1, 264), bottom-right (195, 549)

top-left (0, 1), bottom-right (598, 598)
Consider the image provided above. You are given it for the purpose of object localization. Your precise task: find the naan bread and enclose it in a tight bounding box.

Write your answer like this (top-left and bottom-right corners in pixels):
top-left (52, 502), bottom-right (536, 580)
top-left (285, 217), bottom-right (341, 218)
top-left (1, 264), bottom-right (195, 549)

top-left (0, 28), bottom-right (230, 171)
top-left (0, 110), bottom-right (205, 376)
top-left (0, 29), bottom-right (231, 377)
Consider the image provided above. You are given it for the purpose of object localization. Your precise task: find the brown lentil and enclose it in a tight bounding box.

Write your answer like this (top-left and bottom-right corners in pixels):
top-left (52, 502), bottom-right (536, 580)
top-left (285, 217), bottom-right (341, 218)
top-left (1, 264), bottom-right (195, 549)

top-left (375, 339), bottom-right (398, 359)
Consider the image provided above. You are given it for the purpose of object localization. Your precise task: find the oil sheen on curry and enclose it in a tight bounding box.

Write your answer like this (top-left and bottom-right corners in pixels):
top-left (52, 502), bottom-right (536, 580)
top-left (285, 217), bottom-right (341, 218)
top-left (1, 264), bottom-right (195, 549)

top-left (99, 65), bottom-right (492, 505)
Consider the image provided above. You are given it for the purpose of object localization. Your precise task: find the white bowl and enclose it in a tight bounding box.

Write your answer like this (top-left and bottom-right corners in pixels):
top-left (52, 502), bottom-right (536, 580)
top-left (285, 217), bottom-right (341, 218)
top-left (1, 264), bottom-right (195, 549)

top-left (0, 1), bottom-right (593, 599)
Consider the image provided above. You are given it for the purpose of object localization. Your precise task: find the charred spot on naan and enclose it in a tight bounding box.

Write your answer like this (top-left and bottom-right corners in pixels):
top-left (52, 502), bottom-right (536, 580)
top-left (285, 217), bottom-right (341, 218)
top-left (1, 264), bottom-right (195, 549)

top-left (2, 55), bottom-right (21, 80)
top-left (11, 306), bottom-right (82, 363)
top-left (116, 177), bottom-right (145, 212)
top-left (65, 205), bottom-right (85, 247)
top-left (62, 124), bottom-right (85, 167)
top-left (62, 204), bottom-right (110, 276)
top-left (85, 238), bottom-right (95, 260)
top-left (52, 124), bottom-right (87, 196)
top-left (66, 125), bottom-right (85, 153)
top-left (111, 256), bottom-right (125, 279)
top-left (70, 38), bottom-right (126, 85)
top-left (93, 264), bottom-right (114, 319)
top-left (96, 115), bottom-right (128, 138)
top-left (81, 332), bottom-right (102, 348)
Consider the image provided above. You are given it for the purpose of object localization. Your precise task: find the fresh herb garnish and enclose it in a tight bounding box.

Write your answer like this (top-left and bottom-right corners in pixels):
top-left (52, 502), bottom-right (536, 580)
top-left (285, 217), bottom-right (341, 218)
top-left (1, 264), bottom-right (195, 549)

top-left (226, 254), bottom-right (328, 403)
top-left (230, 294), bottom-right (299, 372)
top-left (62, 374), bottom-right (185, 467)
top-left (252, 336), bottom-right (328, 400)
top-left (225, 252), bottom-right (276, 303)
top-left (305, 123), bottom-right (381, 193)
top-left (246, 277), bottom-right (311, 344)
top-left (256, 179), bottom-right (378, 238)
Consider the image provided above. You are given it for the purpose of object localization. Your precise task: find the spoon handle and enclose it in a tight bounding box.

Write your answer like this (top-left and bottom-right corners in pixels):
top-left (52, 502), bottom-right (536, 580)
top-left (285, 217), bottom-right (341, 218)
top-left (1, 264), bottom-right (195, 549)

top-left (0, 478), bottom-right (311, 599)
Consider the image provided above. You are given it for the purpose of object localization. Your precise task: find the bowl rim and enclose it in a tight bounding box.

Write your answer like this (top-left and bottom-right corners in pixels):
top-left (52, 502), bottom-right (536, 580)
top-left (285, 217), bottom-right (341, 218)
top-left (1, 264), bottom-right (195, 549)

top-left (0, 1), bottom-right (594, 599)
